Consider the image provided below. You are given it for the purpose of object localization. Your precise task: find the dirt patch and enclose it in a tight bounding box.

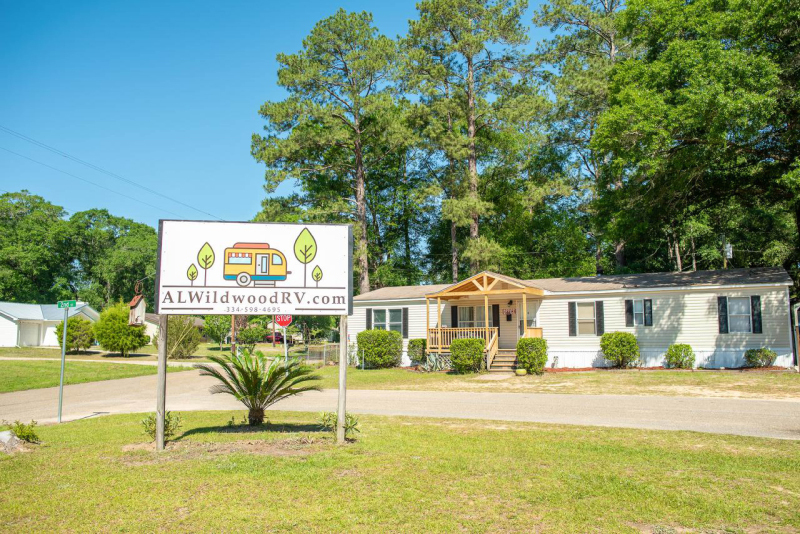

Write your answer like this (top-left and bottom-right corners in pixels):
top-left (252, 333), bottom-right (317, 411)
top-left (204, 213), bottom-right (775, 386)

top-left (120, 437), bottom-right (330, 465)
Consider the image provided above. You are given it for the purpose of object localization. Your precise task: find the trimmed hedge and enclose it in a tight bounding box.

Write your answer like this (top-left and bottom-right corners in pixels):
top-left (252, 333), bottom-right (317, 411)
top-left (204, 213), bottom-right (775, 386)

top-left (450, 338), bottom-right (485, 374)
top-left (744, 347), bottom-right (777, 368)
top-left (407, 338), bottom-right (427, 364)
top-left (600, 331), bottom-right (640, 368)
top-left (664, 344), bottom-right (695, 369)
top-left (516, 337), bottom-right (548, 375)
top-left (357, 329), bottom-right (402, 368)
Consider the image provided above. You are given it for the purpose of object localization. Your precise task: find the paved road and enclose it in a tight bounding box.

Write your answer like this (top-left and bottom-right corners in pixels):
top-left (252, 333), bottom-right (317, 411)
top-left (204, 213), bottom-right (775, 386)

top-left (1, 370), bottom-right (798, 439)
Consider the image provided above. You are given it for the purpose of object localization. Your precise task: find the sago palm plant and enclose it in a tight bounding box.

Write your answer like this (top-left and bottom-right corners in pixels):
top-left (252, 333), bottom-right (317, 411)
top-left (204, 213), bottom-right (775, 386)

top-left (194, 350), bottom-right (322, 426)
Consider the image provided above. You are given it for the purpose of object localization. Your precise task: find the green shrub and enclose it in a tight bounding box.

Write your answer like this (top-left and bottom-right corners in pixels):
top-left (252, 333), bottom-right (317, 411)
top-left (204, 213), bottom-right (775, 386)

top-left (94, 302), bottom-right (149, 357)
top-left (54, 317), bottom-right (94, 352)
top-left (664, 344), bottom-right (695, 369)
top-left (154, 315), bottom-right (202, 359)
top-left (236, 326), bottom-right (265, 354)
top-left (318, 411), bottom-right (360, 440)
top-left (357, 330), bottom-right (402, 368)
top-left (3, 420), bottom-right (39, 443)
top-left (141, 412), bottom-right (182, 442)
top-left (449, 338), bottom-right (485, 374)
top-left (744, 347), bottom-right (777, 368)
top-left (600, 331), bottom-right (640, 368)
top-left (516, 337), bottom-right (548, 375)
top-left (407, 338), bottom-right (427, 364)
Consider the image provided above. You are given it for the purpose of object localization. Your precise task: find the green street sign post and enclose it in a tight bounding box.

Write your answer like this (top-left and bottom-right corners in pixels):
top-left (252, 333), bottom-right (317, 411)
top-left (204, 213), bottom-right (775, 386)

top-left (56, 301), bottom-right (75, 422)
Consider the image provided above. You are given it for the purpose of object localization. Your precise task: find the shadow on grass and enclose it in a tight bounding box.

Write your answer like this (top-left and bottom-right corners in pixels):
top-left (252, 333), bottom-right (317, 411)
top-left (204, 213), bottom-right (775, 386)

top-left (103, 352), bottom-right (153, 359)
top-left (177, 421), bottom-right (326, 440)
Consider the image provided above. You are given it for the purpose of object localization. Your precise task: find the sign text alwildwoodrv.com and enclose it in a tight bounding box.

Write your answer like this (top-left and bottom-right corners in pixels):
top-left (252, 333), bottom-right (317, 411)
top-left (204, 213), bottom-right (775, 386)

top-left (155, 220), bottom-right (352, 316)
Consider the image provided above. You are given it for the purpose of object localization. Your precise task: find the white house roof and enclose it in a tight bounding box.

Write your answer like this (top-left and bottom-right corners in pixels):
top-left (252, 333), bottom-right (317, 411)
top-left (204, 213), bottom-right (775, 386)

top-left (0, 301), bottom-right (99, 321)
top-left (354, 267), bottom-right (792, 301)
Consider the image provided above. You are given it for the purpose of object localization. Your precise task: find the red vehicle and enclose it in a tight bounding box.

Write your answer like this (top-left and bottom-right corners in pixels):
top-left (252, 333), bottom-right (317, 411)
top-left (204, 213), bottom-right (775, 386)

top-left (265, 331), bottom-right (290, 344)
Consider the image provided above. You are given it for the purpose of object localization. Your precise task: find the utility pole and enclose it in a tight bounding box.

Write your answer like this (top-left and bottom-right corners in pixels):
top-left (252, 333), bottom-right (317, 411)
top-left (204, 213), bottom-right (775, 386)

top-left (721, 234), bottom-right (727, 269)
top-left (156, 314), bottom-right (168, 451)
top-left (230, 315), bottom-right (236, 355)
top-left (337, 315), bottom-right (348, 444)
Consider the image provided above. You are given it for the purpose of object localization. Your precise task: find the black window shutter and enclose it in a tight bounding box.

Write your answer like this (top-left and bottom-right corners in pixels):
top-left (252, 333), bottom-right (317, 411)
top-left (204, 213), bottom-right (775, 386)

top-left (365, 308), bottom-right (372, 330)
top-left (595, 301), bottom-right (605, 336)
top-left (451, 305), bottom-right (458, 328)
top-left (751, 296), bottom-right (762, 334)
top-left (625, 300), bottom-right (634, 327)
top-left (717, 297), bottom-right (728, 334)
top-left (402, 307), bottom-right (409, 338)
top-left (568, 302), bottom-right (577, 337)
top-left (644, 299), bottom-right (653, 327)
top-left (492, 304), bottom-right (500, 329)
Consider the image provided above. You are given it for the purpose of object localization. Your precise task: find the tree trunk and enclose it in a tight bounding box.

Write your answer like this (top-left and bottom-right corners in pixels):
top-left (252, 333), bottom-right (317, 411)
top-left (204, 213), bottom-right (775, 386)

top-left (451, 220), bottom-right (459, 282)
top-left (466, 57), bottom-right (479, 273)
top-left (248, 407), bottom-right (264, 426)
top-left (614, 240), bottom-right (626, 268)
top-left (354, 136), bottom-right (370, 294)
top-left (595, 235), bottom-right (603, 275)
top-left (691, 236), bottom-right (697, 271)
top-left (674, 238), bottom-right (682, 272)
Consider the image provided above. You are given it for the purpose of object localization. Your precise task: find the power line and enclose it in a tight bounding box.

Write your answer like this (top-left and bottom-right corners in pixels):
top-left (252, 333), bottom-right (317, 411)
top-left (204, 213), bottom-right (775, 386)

top-left (0, 146), bottom-right (184, 217)
top-left (0, 124), bottom-right (224, 220)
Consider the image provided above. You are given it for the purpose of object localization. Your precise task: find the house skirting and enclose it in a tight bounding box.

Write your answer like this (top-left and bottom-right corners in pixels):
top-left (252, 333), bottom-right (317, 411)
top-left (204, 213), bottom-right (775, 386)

top-left (547, 348), bottom-right (794, 369)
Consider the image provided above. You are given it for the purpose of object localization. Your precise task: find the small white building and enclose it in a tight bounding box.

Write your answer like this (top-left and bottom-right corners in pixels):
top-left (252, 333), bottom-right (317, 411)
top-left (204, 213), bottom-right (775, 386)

top-left (351, 267), bottom-right (797, 370)
top-left (143, 313), bottom-right (205, 344)
top-left (0, 301), bottom-right (100, 348)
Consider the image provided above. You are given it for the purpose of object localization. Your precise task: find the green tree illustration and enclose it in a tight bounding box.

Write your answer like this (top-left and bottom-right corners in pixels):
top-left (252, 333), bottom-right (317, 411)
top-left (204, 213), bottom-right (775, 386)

top-left (187, 264), bottom-right (198, 286)
top-left (311, 265), bottom-right (323, 287)
top-left (293, 228), bottom-right (317, 287)
top-left (197, 243), bottom-right (215, 286)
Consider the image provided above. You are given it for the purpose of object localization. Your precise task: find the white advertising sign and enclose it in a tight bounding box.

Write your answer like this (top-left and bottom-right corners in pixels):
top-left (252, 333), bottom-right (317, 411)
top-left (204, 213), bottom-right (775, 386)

top-left (155, 220), bottom-right (352, 316)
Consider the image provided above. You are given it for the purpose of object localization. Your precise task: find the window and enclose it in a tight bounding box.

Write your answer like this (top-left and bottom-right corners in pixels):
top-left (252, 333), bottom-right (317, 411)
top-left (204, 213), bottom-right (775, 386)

top-left (633, 300), bottom-right (644, 326)
top-left (458, 306), bottom-right (494, 328)
top-left (228, 255), bottom-right (252, 265)
top-left (272, 255), bottom-right (283, 265)
top-left (577, 302), bottom-right (596, 335)
top-left (728, 297), bottom-right (752, 333)
top-left (374, 309), bottom-right (402, 333)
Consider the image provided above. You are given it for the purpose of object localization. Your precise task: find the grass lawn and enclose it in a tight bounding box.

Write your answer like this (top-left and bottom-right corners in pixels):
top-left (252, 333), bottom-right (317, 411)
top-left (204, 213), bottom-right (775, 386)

top-left (313, 366), bottom-right (800, 400)
top-left (0, 360), bottom-right (191, 393)
top-left (0, 411), bottom-right (798, 532)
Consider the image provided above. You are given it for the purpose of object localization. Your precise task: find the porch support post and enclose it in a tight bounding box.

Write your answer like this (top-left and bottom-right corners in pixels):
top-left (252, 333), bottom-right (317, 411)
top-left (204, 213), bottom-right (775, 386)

top-left (426, 297), bottom-right (430, 354)
top-left (522, 293), bottom-right (527, 339)
top-left (436, 297), bottom-right (442, 355)
top-left (484, 294), bottom-right (489, 347)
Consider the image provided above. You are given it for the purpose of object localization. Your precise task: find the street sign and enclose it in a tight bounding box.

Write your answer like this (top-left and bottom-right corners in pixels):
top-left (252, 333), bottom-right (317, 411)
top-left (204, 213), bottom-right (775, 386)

top-left (155, 220), bottom-right (353, 316)
top-left (58, 300), bottom-right (76, 309)
top-left (275, 314), bottom-right (292, 327)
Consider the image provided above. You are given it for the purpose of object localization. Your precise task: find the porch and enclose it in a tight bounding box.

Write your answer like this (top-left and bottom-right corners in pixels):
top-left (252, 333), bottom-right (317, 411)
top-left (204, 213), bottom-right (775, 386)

top-left (425, 271), bottom-right (545, 371)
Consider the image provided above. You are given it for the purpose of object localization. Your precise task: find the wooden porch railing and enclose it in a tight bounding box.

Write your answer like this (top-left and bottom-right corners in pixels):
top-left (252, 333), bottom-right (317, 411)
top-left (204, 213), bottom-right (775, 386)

top-left (486, 330), bottom-right (498, 370)
top-left (427, 327), bottom-right (499, 352)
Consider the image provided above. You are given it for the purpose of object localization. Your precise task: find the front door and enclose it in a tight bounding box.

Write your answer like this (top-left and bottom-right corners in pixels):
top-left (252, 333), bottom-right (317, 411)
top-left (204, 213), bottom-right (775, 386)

top-left (256, 254), bottom-right (269, 275)
top-left (498, 302), bottom-right (518, 349)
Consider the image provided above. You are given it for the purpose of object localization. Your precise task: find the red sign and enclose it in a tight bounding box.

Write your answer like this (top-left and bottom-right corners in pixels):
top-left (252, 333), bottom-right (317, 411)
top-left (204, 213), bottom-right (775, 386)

top-left (275, 315), bottom-right (293, 328)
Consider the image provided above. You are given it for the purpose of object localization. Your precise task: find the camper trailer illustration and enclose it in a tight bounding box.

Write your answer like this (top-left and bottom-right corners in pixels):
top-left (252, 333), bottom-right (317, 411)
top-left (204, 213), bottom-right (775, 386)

top-left (223, 243), bottom-right (289, 287)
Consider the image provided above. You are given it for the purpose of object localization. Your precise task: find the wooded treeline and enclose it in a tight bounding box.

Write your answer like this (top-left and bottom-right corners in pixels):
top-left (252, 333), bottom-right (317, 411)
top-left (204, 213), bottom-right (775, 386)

top-left (251, 0), bottom-right (800, 296)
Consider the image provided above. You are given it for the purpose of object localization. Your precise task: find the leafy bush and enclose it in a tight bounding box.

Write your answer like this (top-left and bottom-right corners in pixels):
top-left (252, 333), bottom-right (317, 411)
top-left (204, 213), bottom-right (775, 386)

top-left (664, 344), bottom-right (695, 369)
top-left (516, 337), bottom-right (548, 375)
top-left (154, 315), bottom-right (202, 359)
top-left (407, 338), bottom-right (427, 364)
top-left (744, 348), bottom-right (777, 368)
top-left (3, 420), bottom-right (39, 443)
top-left (194, 351), bottom-right (321, 425)
top-left (54, 317), bottom-right (94, 352)
top-left (94, 302), bottom-right (149, 357)
top-left (141, 412), bottom-right (182, 442)
top-left (236, 326), bottom-right (265, 354)
top-left (357, 330), bottom-right (402, 368)
top-left (449, 338), bottom-right (485, 374)
top-left (600, 331), bottom-right (640, 368)
top-left (318, 411), bottom-right (360, 440)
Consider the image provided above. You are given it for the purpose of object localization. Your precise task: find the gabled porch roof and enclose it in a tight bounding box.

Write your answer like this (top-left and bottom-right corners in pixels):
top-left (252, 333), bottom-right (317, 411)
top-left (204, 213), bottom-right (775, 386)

top-left (425, 271), bottom-right (544, 300)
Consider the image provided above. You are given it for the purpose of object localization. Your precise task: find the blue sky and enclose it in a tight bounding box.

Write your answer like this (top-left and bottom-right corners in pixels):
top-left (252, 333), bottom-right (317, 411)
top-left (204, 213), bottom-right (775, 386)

top-left (1, 1), bottom-right (548, 228)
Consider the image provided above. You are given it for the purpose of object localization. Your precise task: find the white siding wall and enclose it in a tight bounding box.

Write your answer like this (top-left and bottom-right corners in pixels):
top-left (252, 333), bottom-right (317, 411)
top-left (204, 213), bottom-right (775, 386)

top-left (351, 299), bottom-right (435, 366)
top-left (539, 286), bottom-right (793, 368)
top-left (0, 315), bottom-right (18, 347)
top-left (41, 321), bottom-right (60, 346)
top-left (18, 321), bottom-right (40, 347)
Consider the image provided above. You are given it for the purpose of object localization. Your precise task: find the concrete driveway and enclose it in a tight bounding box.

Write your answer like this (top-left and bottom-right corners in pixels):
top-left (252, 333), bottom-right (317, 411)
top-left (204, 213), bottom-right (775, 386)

top-left (1, 370), bottom-right (799, 440)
